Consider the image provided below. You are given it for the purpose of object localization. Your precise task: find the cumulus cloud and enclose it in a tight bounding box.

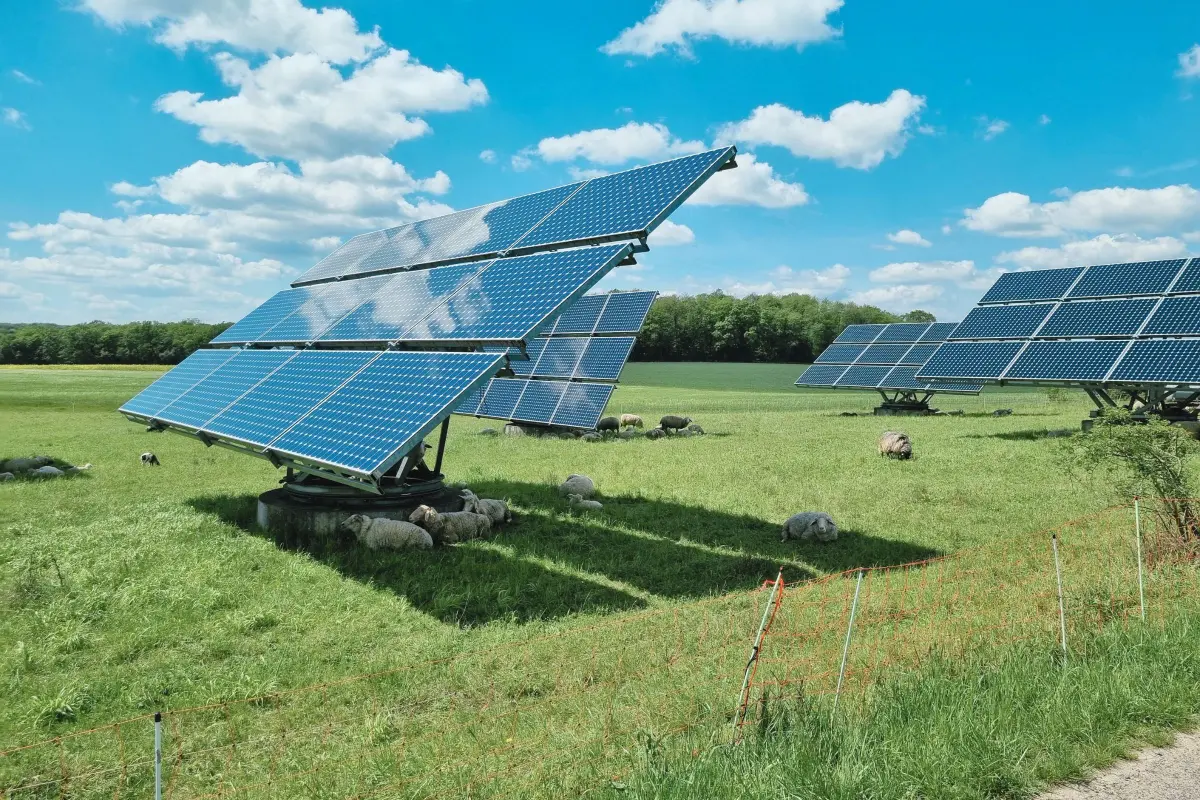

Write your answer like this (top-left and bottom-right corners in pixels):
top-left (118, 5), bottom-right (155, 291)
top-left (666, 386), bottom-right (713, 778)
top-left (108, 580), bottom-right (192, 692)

top-left (977, 116), bottom-right (1009, 141)
top-left (718, 90), bottom-right (926, 169)
top-left (3, 108), bottom-right (30, 130)
top-left (478, 149), bottom-right (496, 163)
top-left (536, 122), bottom-right (704, 164)
top-left (995, 234), bottom-right (1190, 270)
top-left (719, 263), bottom-right (850, 297)
top-left (647, 220), bottom-right (695, 246)
top-left (686, 153), bottom-right (808, 208)
top-left (869, 260), bottom-right (977, 283)
top-left (961, 185), bottom-right (1200, 237)
top-left (850, 284), bottom-right (943, 311)
top-left (886, 229), bottom-right (931, 247)
top-left (1179, 44), bottom-right (1200, 78)
top-left (602, 0), bottom-right (843, 58)
top-left (80, 0), bottom-right (383, 64)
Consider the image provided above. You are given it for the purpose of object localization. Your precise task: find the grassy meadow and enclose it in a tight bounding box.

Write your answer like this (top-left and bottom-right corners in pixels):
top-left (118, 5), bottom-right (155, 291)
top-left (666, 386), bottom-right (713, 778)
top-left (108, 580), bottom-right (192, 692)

top-left (2, 363), bottom-right (1198, 798)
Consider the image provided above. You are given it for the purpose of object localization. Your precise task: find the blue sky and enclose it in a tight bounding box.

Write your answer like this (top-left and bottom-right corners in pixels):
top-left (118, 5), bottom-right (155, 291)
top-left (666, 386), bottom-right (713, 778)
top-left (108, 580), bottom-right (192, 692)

top-left (3, 0), bottom-right (1200, 325)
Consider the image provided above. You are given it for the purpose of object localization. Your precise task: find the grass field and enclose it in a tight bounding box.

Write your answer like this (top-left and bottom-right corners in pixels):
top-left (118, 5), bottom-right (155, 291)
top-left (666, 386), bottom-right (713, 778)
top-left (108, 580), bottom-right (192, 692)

top-left (2, 363), bottom-right (1198, 798)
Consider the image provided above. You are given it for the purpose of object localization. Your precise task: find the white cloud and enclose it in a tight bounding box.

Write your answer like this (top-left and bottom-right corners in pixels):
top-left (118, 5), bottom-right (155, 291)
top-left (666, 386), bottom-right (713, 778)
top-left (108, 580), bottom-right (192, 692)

top-left (869, 260), bottom-right (976, 283)
top-left (602, 0), bottom-right (842, 58)
top-left (1184, 231), bottom-right (1200, 243)
top-left (977, 116), bottom-right (1009, 141)
top-left (567, 166), bottom-right (610, 181)
top-left (995, 234), bottom-right (1191, 270)
top-left (1038, 114), bottom-right (1051, 125)
top-left (850, 284), bottom-right (943, 311)
top-left (478, 149), bottom-right (496, 163)
top-left (536, 121), bottom-right (704, 165)
top-left (510, 154), bottom-right (532, 171)
top-left (686, 152), bottom-right (809, 208)
top-left (1178, 44), bottom-right (1200, 78)
top-left (3, 108), bottom-right (30, 130)
top-left (718, 89), bottom-right (926, 169)
top-left (80, 0), bottom-right (383, 64)
top-left (0, 281), bottom-right (20, 298)
top-left (156, 49), bottom-right (488, 160)
top-left (647, 220), bottom-right (695, 246)
top-left (721, 263), bottom-right (850, 297)
top-left (961, 185), bottom-right (1200, 237)
top-left (10, 69), bottom-right (39, 85)
top-left (941, 224), bottom-right (952, 235)
top-left (886, 229), bottom-right (931, 247)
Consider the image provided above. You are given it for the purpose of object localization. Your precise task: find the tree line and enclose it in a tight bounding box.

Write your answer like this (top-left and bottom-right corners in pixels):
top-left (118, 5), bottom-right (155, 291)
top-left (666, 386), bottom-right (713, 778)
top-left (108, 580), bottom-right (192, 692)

top-left (0, 294), bottom-right (933, 365)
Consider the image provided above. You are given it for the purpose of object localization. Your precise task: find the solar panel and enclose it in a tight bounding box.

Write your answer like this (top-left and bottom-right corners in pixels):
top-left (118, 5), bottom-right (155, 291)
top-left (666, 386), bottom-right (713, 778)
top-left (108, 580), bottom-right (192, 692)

top-left (1066, 259), bottom-right (1188, 299)
top-left (919, 322), bottom-right (961, 342)
top-left (832, 324), bottom-right (886, 344)
top-left (814, 344), bottom-right (867, 364)
top-left (574, 338), bottom-right (637, 381)
top-left (901, 344), bottom-right (940, 365)
top-left (594, 291), bottom-right (658, 334)
top-left (155, 350), bottom-right (296, 430)
top-left (839, 365), bottom-right (893, 388)
top-left (475, 377), bottom-right (525, 419)
top-left (459, 377), bottom-right (615, 430)
top-left (511, 379), bottom-right (567, 424)
top-left (1004, 341), bottom-right (1127, 381)
top-left (522, 338), bottom-right (585, 378)
top-left (1142, 296), bottom-right (1200, 336)
top-left (551, 382), bottom-right (615, 429)
top-left (979, 268), bottom-right (1083, 304)
top-left (949, 304), bottom-right (1054, 340)
top-left (119, 349), bottom-right (237, 418)
top-left (1035, 299), bottom-right (1156, 338)
top-left (258, 275), bottom-right (391, 344)
top-left (873, 323), bottom-right (932, 342)
top-left (1167, 258), bottom-right (1200, 294)
top-left (211, 286), bottom-right (316, 345)
top-left (859, 344), bottom-right (914, 364)
top-left (917, 342), bottom-right (1024, 380)
top-left (793, 364), bottom-right (848, 386)
top-left (1109, 340), bottom-right (1200, 384)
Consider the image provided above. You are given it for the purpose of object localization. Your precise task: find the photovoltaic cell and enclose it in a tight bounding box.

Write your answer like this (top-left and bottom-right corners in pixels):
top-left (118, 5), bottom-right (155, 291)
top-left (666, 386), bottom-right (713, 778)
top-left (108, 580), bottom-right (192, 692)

top-left (919, 322), bottom-right (961, 342)
top-left (1067, 259), bottom-right (1188, 299)
top-left (1004, 341), bottom-right (1127, 381)
top-left (794, 365), bottom-right (848, 386)
top-left (949, 304), bottom-right (1054, 339)
top-left (259, 275), bottom-right (391, 343)
top-left (833, 325), bottom-right (886, 344)
top-left (839, 365), bottom-right (892, 388)
top-left (873, 323), bottom-right (931, 342)
top-left (211, 287), bottom-right (316, 345)
top-left (814, 344), bottom-right (867, 364)
top-left (546, 295), bottom-right (607, 334)
top-left (979, 267), bottom-right (1083, 304)
top-left (511, 380), bottom-right (567, 423)
top-left (529, 338), bottom-right (587, 378)
top-left (575, 337), bottom-right (636, 381)
top-left (120, 349), bottom-right (237, 418)
top-left (475, 378), bottom-right (525, 420)
top-left (551, 382), bottom-right (614, 429)
top-left (901, 344), bottom-right (940, 365)
top-left (294, 230), bottom-right (390, 286)
top-left (1167, 258), bottom-right (1200, 294)
top-left (594, 292), bottom-right (657, 334)
top-left (156, 350), bottom-right (297, 430)
top-left (858, 344), bottom-right (913, 364)
top-left (916, 342), bottom-right (1024, 380)
top-left (1035, 298), bottom-right (1156, 338)
top-left (317, 262), bottom-right (480, 342)
top-left (1110, 340), bottom-right (1200, 384)
top-left (1142, 296), bottom-right (1200, 336)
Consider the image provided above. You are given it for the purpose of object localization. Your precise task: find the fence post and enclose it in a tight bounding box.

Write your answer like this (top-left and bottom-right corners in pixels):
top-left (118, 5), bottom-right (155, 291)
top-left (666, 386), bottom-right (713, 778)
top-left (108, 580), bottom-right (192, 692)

top-left (154, 711), bottom-right (162, 800)
top-left (732, 568), bottom-right (783, 735)
top-left (1134, 497), bottom-right (1146, 623)
top-left (832, 569), bottom-right (865, 721)
top-left (1052, 534), bottom-right (1067, 658)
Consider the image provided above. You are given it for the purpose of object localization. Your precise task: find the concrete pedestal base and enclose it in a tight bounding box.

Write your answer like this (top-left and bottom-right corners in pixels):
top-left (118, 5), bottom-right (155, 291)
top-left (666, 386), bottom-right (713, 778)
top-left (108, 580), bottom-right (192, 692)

top-left (256, 486), bottom-right (466, 549)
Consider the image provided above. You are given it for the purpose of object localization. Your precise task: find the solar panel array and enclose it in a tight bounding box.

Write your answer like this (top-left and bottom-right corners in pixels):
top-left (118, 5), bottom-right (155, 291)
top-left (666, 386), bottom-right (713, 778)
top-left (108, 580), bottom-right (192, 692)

top-left (917, 258), bottom-right (1200, 385)
top-left (454, 291), bottom-right (657, 429)
top-left (291, 148), bottom-right (736, 286)
top-left (795, 323), bottom-right (984, 394)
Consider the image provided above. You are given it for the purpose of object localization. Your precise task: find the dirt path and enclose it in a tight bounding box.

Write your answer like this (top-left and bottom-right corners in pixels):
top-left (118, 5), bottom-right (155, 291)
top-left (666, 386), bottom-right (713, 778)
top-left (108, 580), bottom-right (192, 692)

top-left (1039, 732), bottom-right (1200, 800)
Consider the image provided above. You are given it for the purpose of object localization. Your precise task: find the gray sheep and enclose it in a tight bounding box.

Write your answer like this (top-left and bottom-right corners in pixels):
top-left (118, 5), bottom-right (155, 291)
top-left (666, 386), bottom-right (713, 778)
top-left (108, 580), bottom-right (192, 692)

top-left (2, 456), bottom-right (52, 472)
top-left (687, 423), bottom-right (705, 435)
top-left (620, 414), bottom-right (643, 429)
top-left (660, 415), bottom-right (692, 433)
top-left (558, 474), bottom-right (596, 498)
top-left (645, 428), bottom-right (666, 440)
top-left (409, 504), bottom-right (491, 545)
top-left (341, 514), bottom-right (433, 550)
top-left (878, 431), bottom-right (912, 460)
top-left (581, 432), bottom-right (603, 442)
top-left (567, 494), bottom-right (604, 511)
top-left (993, 409), bottom-right (1013, 417)
top-left (781, 512), bottom-right (839, 543)
top-left (596, 416), bottom-right (620, 433)
top-left (460, 490), bottom-right (512, 525)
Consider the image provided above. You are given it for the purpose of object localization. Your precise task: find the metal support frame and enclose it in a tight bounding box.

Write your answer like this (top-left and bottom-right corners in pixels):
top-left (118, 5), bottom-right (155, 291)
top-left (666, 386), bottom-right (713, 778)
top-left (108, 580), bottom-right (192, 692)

top-left (874, 389), bottom-right (936, 414)
top-left (433, 417), bottom-right (450, 475)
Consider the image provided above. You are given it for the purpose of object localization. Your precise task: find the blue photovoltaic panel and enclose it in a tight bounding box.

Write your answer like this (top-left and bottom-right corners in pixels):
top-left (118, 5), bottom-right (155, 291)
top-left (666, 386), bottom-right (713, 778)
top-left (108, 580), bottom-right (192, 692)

top-left (795, 365), bottom-right (849, 386)
top-left (949, 304), bottom-right (1054, 339)
top-left (1067, 259), bottom-right (1188, 299)
top-left (858, 344), bottom-right (913, 365)
top-left (291, 230), bottom-right (391, 287)
top-left (873, 323), bottom-right (931, 342)
top-left (511, 379), bottom-right (567, 423)
top-left (594, 292), bottom-right (657, 334)
top-left (203, 351), bottom-right (377, 447)
top-left (815, 344), bottom-right (867, 364)
top-left (1005, 341), bottom-right (1127, 381)
top-left (1167, 258), bottom-right (1200, 294)
top-left (1110, 340), bottom-right (1200, 384)
top-left (515, 148), bottom-right (734, 250)
top-left (979, 267), bottom-right (1083, 304)
top-left (551, 382), bottom-right (615, 429)
top-left (901, 344), bottom-right (940, 365)
top-left (839, 366), bottom-right (892, 388)
top-left (475, 378), bottom-right (526, 420)
top-left (456, 385), bottom-right (484, 416)
top-left (575, 337), bottom-right (636, 381)
top-left (529, 338), bottom-right (586, 378)
top-left (211, 287), bottom-right (316, 345)
top-left (505, 339), bottom-right (545, 377)
top-left (919, 322), bottom-right (961, 342)
top-left (405, 245), bottom-right (629, 342)
top-left (1036, 298), bottom-right (1156, 338)
top-left (917, 342), bottom-right (1024, 380)
top-left (318, 262), bottom-right (480, 342)
top-left (156, 350), bottom-right (297, 430)
top-left (270, 351), bottom-right (504, 476)
top-left (547, 295), bottom-right (607, 334)
top-left (1142, 296), bottom-right (1200, 336)
top-left (879, 366), bottom-right (933, 391)
top-left (258, 274), bottom-right (390, 343)
top-left (833, 325), bottom-right (886, 344)
top-left (120, 349), bottom-right (237, 418)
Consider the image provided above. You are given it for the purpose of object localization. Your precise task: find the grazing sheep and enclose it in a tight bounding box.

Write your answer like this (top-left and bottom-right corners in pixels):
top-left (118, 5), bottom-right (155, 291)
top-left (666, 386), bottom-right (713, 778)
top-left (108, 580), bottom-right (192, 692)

top-left (659, 415), bottom-right (692, 433)
top-left (558, 474), bottom-right (596, 498)
top-left (581, 432), bottom-right (603, 442)
top-left (0, 472), bottom-right (14, 481)
top-left (32, 465), bottom-right (65, 478)
top-left (596, 416), bottom-right (620, 434)
top-left (620, 414), bottom-right (643, 430)
top-left (687, 423), bottom-right (705, 435)
top-left (460, 490), bottom-right (512, 525)
top-left (879, 431), bottom-right (913, 460)
top-left (341, 514), bottom-right (433, 550)
top-left (645, 427), bottom-right (666, 440)
top-left (567, 494), bottom-right (604, 511)
top-left (141, 452), bottom-right (160, 466)
top-left (409, 504), bottom-right (491, 544)
top-left (478, 427), bottom-right (499, 436)
top-left (993, 409), bottom-right (1013, 417)
top-left (781, 512), bottom-right (839, 543)
top-left (2, 456), bottom-right (52, 472)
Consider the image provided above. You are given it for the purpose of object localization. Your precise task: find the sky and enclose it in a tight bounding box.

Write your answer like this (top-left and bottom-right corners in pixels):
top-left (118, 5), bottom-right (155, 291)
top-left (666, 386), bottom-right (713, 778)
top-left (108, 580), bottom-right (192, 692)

top-left (2, 1), bottom-right (1200, 325)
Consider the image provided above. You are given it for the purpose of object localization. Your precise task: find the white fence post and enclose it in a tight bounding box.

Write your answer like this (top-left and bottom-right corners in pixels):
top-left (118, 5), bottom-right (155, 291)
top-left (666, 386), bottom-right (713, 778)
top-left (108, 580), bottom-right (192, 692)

top-left (832, 569), bottom-right (865, 720)
top-left (1135, 498), bottom-right (1146, 623)
top-left (1052, 534), bottom-right (1067, 658)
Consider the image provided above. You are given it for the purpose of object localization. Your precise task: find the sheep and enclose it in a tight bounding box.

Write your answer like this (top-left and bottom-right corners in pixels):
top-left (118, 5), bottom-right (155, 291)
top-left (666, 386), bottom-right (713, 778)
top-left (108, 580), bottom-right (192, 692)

top-left (341, 514), bottom-right (433, 550)
top-left (781, 512), bottom-right (839, 543)
top-left (993, 409), bottom-right (1013, 417)
top-left (558, 474), bottom-right (596, 498)
top-left (0, 472), bottom-right (13, 481)
top-left (32, 465), bottom-right (64, 478)
top-left (879, 431), bottom-right (912, 460)
top-left (596, 416), bottom-right (620, 434)
top-left (409, 504), bottom-right (491, 545)
top-left (617, 429), bottom-right (639, 440)
top-left (581, 432), bottom-right (603, 442)
top-left (687, 423), bottom-right (705, 435)
top-left (620, 414), bottom-right (644, 430)
top-left (677, 428), bottom-right (694, 438)
top-left (645, 427), bottom-right (666, 440)
top-left (141, 452), bottom-right (160, 466)
top-left (460, 490), bottom-right (512, 525)
top-left (478, 427), bottom-right (499, 436)
top-left (659, 415), bottom-right (692, 433)
top-left (2, 456), bottom-right (52, 472)
top-left (567, 494), bottom-right (604, 511)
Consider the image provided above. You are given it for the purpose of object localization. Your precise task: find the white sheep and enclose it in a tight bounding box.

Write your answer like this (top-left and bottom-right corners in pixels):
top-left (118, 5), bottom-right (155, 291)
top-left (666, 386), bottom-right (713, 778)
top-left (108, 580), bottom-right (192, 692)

top-left (558, 474), bottom-right (596, 498)
top-left (878, 431), bottom-right (912, 460)
top-left (781, 512), bottom-right (839, 543)
top-left (620, 414), bottom-right (643, 429)
top-left (341, 514), bottom-right (433, 550)
top-left (567, 494), bottom-right (604, 511)
top-left (33, 465), bottom-right (65, 478)
top-left (409, 504), bottom-right (491, 545)
top-left (459, 490), bottom-right (512, 525)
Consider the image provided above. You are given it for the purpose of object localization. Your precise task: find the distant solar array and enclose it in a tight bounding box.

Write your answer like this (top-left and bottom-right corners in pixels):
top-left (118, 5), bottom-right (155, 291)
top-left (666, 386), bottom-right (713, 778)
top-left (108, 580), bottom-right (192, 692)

top-left (917, 259), bottom-right (1200, 386)
top-left (795, 323), bottom-right (983, 395)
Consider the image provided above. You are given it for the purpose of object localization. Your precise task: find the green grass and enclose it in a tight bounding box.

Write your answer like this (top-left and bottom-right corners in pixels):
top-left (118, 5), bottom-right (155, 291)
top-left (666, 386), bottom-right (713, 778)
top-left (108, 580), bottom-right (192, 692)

top-left (1, 364), bottom-right (1196, 798)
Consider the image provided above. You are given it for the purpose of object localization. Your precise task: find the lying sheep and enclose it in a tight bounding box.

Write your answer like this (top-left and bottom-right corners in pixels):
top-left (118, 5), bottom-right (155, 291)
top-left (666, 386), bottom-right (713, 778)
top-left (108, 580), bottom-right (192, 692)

top-left (660, 415), bottom-right (692, 433)
top-left (617, 429), bottom-right (639, 440)
top-left (596, 416), bottom-right (620, 434)
top-left (33, 466), bottom-right (65, 478)
top-left (620, 414), bottom-right (643, 430)
top-left (993, 409), bottom-right (1013, 417)
top-left (0, 472), bottom-right (13, 481)
top-left (409, 504), bottom-right (491, 545)
top-left (558, 474), bottom-right (596, 498)
top-left (677, 428), bottom-right (694, 438)
top-left (646, 428), bottom-right (666, 440)
top-left (341, 514), bottom-right (433, 550)
top-left (567, 494), bottom-right (604, 511)
top-left (781, 512), bottom-right (839, 543)
top-left (687, 423), bottom-right (704, 435)
top-left (460, 490), bottom-right (512, 525)
top-left (878, 431), bottom-right (912, 460)
top-left (2, 456), bottom-right (52, 472)
top-left (581, 432), bottom-right (603, 442)
top-left (141, 452), bottom-right (160, 466)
